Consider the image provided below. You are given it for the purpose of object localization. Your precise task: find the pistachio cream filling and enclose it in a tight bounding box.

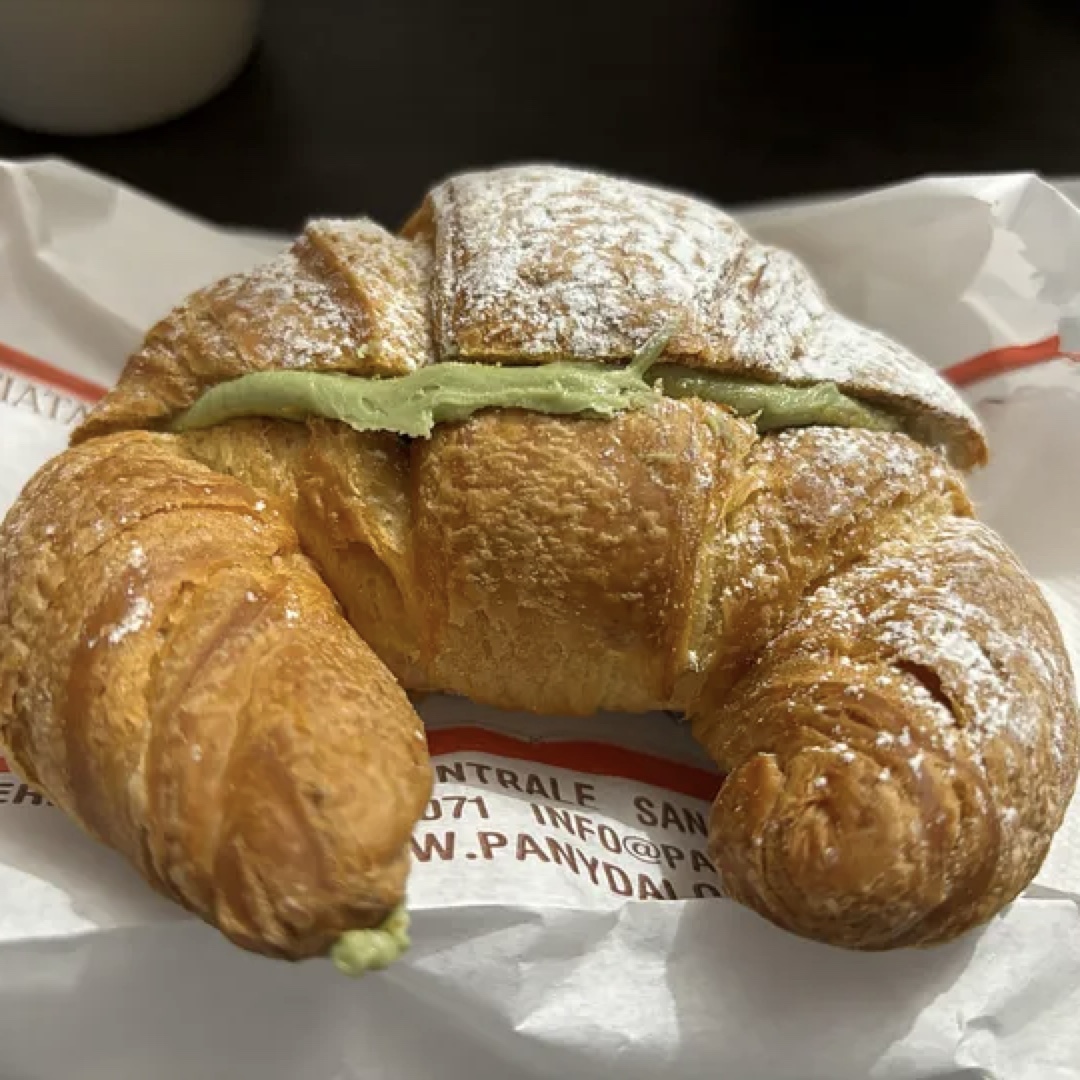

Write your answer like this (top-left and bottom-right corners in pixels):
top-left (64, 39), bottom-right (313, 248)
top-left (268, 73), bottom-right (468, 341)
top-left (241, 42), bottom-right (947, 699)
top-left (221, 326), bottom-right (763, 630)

top-left (651, 365), bottom-right (900, 433)
top-left (332, 906), bottom-right (411, 977)
top-left (173, 357), bottom-right (660, 439)
top-left (172, 352), bottom-right (901, 439)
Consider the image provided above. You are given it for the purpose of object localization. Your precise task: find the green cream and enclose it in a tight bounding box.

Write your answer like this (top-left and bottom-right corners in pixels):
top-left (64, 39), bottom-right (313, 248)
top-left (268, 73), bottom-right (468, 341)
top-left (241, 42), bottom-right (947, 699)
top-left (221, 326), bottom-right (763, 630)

top-left (332, 906), bottom-right (411, 977)
top-left (173, 359), bottom-right (660, 439)
top-left (172, 352), bottom-right (903, 440)
top-left (651, 364), bottom-right (902, 434)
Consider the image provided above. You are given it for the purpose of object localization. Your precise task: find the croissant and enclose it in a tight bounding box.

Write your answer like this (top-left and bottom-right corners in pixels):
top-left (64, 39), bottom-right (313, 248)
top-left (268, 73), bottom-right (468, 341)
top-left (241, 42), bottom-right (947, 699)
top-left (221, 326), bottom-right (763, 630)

top-left (0, 166), bottom-right (1076, 963)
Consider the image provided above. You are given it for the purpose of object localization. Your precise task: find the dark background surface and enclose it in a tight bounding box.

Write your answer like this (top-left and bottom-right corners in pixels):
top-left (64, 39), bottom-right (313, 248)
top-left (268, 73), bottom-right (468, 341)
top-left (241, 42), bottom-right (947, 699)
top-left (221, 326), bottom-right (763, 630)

top-left (1, 0), bottom-right (1079, 231)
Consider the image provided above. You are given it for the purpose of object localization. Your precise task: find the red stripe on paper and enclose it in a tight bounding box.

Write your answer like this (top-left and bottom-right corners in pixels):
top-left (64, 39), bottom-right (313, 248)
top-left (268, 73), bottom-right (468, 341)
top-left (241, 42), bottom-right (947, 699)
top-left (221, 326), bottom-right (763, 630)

top-left (0, 731), bottom-right (722, 801)
top-left (426, 726), bottom-right (721, 802)
top-left (0, 341), bottom-right (107, 403)
top-left (942, 335), bottom-right (1080, 388)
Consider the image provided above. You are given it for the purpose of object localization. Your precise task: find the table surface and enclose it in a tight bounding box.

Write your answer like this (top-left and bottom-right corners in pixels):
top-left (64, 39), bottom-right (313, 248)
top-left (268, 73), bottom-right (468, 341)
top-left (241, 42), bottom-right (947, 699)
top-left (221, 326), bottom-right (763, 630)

top-left (2, 0), bottom-right (1079, 232)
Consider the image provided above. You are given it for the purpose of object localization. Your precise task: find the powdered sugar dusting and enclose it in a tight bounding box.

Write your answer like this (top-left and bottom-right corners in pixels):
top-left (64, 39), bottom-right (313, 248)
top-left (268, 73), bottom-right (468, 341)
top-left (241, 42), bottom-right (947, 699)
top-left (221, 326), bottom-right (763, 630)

top-left (763, 426), bottom-right (948, 532)
top-left (427, 165), bottom-right (983, 463)
top-left (189, 221), bottom-right (434, 382)
top-left (305, 220), bottom-right (435, 373)
top-left (787, 517), bottom-right (1070, 772)
top-left (693, 424), bottom-right (964, 692)
top-left (433, 165), bottom-right (726, 360)
top-left (213, 252), bottom-right (361, 372)
top-left (107, 595), bottom-right (153, 645)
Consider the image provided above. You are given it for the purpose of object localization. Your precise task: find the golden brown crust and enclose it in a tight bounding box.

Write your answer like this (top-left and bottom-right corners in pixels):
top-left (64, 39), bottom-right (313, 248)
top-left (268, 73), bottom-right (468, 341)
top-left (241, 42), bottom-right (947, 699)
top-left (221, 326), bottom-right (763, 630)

top-left (408, 166), bottom-right (986, 468)
top-left (0, 432), bottom-right (431, 959)
top-left (74, 222), bottom-right (434, 443)
top-left (411, 398), bottom-right (740, 714)
top-left (81, 165), bottom-right (985, 469)
top-left (679, 427), bottom-right (974, 705)
top-left (693, 517), bottom-right (1078, 949)
top-left (174, 409), bottom-right (1078, 951)
top-left (0, 165), bottom-right (1073, 958)
top-left (179, 418), bottom-right (424, 686)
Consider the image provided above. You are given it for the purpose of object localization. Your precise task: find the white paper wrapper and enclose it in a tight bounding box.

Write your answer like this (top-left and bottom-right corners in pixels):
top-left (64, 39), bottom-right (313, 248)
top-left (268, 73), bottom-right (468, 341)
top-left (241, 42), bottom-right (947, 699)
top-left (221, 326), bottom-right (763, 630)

top-left (2, 158), bottom-right (1079, 1080)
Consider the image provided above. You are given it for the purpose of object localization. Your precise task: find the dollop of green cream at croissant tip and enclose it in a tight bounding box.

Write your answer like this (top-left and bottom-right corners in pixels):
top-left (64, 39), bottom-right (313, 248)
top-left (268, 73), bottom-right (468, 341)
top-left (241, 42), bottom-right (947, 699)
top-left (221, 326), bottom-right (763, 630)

top-left (332, 906), bottom-right (411, 977)
top-left (171, 330), bottom-right (902, 439)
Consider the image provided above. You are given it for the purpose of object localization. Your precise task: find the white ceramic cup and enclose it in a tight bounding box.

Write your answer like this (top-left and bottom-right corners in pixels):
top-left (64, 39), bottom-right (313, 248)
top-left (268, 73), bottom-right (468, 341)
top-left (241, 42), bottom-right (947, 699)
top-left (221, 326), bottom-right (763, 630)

top-left (0, 0), bottom-right (263, 136)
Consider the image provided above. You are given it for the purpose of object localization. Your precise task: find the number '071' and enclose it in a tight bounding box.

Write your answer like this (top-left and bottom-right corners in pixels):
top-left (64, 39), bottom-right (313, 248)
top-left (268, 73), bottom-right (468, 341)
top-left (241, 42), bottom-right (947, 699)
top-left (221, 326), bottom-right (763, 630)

top-left (421, 795), bottom-right (490, 822)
